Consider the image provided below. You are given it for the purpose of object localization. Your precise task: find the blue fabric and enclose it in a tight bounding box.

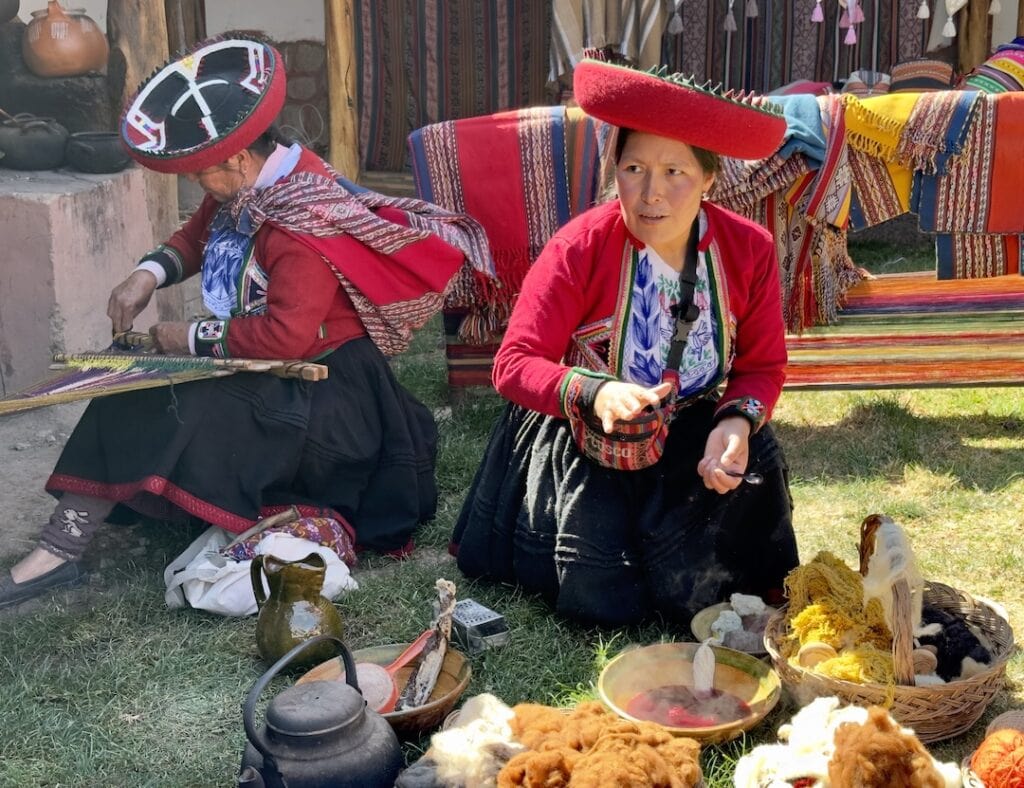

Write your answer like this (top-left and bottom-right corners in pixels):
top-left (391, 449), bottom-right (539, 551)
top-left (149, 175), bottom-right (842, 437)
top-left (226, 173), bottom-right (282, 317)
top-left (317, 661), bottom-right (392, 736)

top-left (770, 94), bottom-right (827, 167)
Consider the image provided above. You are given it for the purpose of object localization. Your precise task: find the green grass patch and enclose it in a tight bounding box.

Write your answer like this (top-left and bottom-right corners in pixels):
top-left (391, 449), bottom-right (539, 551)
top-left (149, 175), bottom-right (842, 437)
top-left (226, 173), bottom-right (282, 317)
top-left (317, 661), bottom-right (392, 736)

top-left (2, 313), bottom-right (1023, 785)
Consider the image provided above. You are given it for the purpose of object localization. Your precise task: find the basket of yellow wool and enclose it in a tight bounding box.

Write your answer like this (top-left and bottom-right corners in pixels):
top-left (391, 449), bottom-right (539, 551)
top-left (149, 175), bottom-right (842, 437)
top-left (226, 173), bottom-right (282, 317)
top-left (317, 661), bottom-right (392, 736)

top-left (763, 550), bottom-right (1014, 743)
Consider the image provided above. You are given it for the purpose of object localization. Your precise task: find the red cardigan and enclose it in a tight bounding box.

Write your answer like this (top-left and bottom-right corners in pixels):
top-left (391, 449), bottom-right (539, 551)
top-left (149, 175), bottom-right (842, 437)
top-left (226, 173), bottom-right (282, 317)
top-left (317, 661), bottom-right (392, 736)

top-left (161, 149), bottom-right (414, 360)
top-left (493, 199), bottom-right (788, 423)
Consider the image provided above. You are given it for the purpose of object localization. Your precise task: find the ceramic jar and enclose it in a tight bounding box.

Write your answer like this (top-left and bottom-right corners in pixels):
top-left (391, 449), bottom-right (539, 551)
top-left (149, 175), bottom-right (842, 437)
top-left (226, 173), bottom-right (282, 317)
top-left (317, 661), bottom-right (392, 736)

top-left (0, 0), bottom-right (19, 25)
top-left (0, 113), bottom-right (68, 169)
top-left (22, 1), bottom-right (109, 78)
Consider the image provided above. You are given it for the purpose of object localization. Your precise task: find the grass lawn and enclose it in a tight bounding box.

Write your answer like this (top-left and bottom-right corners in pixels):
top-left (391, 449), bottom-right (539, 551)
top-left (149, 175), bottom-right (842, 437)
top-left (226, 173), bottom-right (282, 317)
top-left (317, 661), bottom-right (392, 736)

top-left (1, 275), bottom-right (1022, 785)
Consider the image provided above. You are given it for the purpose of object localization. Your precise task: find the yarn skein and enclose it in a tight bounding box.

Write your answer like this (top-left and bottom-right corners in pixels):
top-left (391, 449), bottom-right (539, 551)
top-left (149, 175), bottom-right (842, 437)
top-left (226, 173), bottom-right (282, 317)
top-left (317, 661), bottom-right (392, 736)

top-left (971, 728), bottom-right (1024, 787)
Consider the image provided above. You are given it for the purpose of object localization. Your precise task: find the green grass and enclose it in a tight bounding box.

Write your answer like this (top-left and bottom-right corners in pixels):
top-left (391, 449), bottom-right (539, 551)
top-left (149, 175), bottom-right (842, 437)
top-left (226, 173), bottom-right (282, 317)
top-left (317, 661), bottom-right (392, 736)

top-left (846, 235), bottom-right (936, 275)
top-left (2, 318), bottom-right (1022, 786)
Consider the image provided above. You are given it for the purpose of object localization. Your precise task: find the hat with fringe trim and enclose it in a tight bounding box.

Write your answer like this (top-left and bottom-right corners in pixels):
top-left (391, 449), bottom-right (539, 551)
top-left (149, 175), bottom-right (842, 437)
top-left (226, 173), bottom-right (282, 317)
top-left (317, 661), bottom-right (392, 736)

top-left (573, 59), bottom-right (786, 160)
top-left (120, 37), bottom-right (286, 174)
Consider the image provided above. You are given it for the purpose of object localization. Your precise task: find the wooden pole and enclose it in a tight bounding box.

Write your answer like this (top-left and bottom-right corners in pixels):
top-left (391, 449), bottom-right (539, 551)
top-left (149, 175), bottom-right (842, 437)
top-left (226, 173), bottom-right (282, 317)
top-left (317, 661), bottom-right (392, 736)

top-left (958, 0), bottom-right (991, 75)
top-left (107, 0), bottom-right (183, 321)
top-left (324, 0), bottom-right (360, 181)
top-left (1018, 0), bottom-right (1024, 37)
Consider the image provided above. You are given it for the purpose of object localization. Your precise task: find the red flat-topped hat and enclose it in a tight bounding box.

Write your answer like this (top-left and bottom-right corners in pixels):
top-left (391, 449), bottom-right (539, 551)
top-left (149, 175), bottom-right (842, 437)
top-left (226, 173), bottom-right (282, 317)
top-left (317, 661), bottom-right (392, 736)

top-left (573, 59), bottom-right (786, 160)
top-left (120, 37), bottom-right (286, 174)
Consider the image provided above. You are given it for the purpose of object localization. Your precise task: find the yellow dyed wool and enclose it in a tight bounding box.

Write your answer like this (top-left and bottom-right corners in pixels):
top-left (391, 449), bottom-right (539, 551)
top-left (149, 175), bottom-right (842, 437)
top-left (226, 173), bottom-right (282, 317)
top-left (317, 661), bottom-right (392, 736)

top-left (814, 646), bottom-right (895, 685)
top-left (781, 551), bottom-right (893, 681)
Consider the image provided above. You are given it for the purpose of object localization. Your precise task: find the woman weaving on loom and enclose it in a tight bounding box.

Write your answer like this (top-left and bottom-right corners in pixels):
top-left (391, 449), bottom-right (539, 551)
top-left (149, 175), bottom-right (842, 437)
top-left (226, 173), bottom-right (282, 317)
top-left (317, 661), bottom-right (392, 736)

top-left (452, 59), bottom-right (800, 627)
top-left (0, 37), bottom-right (488, 608)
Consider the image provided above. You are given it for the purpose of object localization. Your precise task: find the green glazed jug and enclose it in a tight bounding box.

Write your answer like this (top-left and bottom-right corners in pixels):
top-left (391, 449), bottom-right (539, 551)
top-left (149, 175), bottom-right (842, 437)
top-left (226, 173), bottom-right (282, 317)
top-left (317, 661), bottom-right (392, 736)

top-left (251, 552), bottom-right (344, 668)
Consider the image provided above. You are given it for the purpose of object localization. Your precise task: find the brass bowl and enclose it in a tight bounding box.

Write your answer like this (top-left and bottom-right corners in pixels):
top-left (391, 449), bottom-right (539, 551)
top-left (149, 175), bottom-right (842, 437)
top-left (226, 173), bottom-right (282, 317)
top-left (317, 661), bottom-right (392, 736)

top-left (298, 642), bottom-right (471, 739)
top-left (598, 642), bottom-right (781, 745)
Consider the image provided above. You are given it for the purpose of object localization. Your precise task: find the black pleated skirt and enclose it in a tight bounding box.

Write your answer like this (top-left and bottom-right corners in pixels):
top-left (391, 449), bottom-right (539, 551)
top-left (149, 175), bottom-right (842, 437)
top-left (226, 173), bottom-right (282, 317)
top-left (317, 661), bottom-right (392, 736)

top-left (47, 337), bottom-right (437, 553)
top-left (452, 399), bottom-right (799, 627)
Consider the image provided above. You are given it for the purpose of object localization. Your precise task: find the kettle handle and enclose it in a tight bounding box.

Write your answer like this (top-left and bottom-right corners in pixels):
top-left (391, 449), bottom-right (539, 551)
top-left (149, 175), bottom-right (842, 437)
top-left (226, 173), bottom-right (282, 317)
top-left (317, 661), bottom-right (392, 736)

top-left (250, 555), bottom-right (269, 610)
top-left (242, 635), bottom-right (362, 761)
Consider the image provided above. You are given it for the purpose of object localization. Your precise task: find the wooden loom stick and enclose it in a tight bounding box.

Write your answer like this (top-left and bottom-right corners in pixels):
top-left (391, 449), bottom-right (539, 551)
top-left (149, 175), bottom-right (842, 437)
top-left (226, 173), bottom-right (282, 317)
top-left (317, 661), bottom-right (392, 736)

top-left (394, 579), bottom-right (457, 711)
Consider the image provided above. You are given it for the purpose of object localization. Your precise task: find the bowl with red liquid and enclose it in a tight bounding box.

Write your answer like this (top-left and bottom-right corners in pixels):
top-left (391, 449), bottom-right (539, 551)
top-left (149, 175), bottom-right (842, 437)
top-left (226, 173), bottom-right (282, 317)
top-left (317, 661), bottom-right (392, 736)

top-left (597, 641), bottom-right (781, 744)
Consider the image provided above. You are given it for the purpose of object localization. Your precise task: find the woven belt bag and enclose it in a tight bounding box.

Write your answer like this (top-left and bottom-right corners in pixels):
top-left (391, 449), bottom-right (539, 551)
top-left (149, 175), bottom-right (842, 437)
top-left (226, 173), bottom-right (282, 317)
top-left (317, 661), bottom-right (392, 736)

top-left (571, 404), bottom-right (671, 471)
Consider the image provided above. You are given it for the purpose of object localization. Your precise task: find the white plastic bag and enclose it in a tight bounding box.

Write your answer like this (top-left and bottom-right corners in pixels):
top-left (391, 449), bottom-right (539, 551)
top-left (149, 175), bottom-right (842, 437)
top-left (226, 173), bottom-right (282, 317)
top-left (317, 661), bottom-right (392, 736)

top-left (164, 525), bottom-right (358, 617)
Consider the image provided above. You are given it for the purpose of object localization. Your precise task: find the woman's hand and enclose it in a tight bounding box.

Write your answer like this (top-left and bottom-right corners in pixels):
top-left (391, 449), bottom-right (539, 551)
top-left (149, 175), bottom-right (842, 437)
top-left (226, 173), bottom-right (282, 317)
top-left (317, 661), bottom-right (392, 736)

top-left (108, 270), bottom-right (158, 334)
top-left (149, 322), bottom-right (191, 355)
top-left (698, 416), bottom-right (752, 494)
top-left (592, 380), bottom-right (673, 433)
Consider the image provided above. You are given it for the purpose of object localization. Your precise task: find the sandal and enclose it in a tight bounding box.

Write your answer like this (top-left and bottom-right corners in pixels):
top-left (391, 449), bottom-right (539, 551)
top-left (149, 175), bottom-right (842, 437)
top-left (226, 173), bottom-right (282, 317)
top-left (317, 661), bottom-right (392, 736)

top-left (0, 562), bottom-right (85, 610)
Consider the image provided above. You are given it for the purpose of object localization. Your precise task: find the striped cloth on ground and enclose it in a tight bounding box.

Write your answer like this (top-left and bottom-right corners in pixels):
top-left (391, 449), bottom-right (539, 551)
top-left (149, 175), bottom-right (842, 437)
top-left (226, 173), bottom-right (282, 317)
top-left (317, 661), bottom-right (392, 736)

top-left (784, 272), bottom-right (1024, 389)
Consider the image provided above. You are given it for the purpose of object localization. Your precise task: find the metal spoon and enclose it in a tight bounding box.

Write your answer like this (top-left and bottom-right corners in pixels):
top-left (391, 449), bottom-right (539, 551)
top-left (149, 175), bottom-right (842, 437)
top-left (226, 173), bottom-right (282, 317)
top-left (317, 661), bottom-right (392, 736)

top-left (722, 469), bottom-right (764, 485)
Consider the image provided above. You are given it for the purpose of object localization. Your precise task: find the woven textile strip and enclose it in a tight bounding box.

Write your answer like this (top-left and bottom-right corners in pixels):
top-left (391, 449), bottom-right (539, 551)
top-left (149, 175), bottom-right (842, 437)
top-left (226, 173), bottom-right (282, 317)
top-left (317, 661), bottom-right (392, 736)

top-left (848, 147), bottom-right (905, 229)
top-left (662, 0), bottom-right (924, 93)
top-left (963, 41), bottom-right (1024, 93)
top-left (354, 0), bottom-right (551, 171)
top-left (784, 273), bottom-right (1024, 388)
top-left (805, 95), bottom-right (853, 230)
top-left (409, 106), bottom-right (602, 343)
top-left (935, 233), bottom-right (1021, 279)
top-left (895, 90), bottom-right (980, 174)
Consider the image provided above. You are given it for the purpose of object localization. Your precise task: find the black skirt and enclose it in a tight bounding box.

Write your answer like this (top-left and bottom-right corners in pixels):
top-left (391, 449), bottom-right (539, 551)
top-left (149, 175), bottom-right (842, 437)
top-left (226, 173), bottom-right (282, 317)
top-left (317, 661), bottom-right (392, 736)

top-left (47, 337), bottom-right (437, 553)
top-left (452, 399), bottom-right (799, 627)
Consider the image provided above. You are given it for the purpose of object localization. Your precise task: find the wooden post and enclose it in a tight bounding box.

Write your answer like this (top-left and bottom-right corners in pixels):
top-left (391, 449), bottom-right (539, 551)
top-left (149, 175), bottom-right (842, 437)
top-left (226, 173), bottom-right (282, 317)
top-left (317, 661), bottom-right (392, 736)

top-left (107, 0), bottom-right (183, 321)
top-left (958, 0), bottom-right (991, 75)
top-left (1018, 0), bottom-right (1024, 37)
top-left (324, 0), bottom-right (360, 181)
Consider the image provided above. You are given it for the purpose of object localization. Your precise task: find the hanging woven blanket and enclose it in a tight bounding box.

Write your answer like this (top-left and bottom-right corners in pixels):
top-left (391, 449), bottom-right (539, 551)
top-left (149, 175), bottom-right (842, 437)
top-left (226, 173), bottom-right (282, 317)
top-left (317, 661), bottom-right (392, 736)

top-left (895, 90), bottom-right (981, 175)
top-left (409, 106), bottom-right (602, 343)
top-left (935, 233), bottom-right (1022, 279)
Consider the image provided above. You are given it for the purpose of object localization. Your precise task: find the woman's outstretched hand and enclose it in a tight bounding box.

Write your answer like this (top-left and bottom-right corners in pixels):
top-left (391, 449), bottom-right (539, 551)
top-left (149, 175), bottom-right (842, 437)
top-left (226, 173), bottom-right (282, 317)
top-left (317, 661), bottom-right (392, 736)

top-left (698, 416), bottom-right (752, 494)
top-left (108, 270), bottom-right (158, 334)
top-left (592, 380), bottom-right (673, 433)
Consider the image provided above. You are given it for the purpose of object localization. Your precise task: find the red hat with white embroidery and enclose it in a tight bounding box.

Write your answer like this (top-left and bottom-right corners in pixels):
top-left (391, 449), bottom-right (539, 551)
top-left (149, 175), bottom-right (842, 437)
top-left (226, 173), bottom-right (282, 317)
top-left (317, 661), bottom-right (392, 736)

top-left (573, 59), bottom-right (786, 160)
top-left (120, 37), bottom-right (286, 174)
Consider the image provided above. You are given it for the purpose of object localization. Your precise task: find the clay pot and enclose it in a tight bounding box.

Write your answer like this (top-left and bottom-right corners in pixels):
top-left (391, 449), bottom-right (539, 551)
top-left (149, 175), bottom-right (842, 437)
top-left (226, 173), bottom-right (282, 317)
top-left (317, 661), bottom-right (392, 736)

top-left (0, 113), bottom-right (68, 169)
top-left (65, 131), bottom-right (131, 173)
top-left (0, 0), bottom-right (19, 25)
top-left (22, 1), bottom-right (109, 78)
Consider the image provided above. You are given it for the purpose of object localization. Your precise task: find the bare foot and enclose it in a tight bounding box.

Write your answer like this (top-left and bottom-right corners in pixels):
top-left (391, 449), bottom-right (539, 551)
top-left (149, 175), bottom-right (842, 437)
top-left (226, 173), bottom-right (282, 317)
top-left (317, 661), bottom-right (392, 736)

top-left (9, 547), bottom-right (66, 584)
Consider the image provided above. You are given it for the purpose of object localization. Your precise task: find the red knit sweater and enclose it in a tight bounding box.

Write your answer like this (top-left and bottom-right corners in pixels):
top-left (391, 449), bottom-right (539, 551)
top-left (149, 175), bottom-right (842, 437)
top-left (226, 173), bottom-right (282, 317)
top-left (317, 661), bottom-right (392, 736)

top-left (493, 199), bottom-right (788, 422)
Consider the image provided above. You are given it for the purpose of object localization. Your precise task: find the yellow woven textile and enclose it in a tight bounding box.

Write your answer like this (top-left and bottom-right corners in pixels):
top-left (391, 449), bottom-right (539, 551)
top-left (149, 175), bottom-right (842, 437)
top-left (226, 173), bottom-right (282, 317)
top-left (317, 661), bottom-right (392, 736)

top-left (844, 93), bottom-right (918, 163)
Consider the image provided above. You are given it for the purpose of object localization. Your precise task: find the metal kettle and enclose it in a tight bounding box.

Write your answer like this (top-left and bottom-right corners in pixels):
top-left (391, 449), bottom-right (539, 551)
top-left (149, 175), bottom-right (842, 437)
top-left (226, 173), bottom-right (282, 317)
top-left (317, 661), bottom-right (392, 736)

top-left (238, 635), bottom-right (403, 788)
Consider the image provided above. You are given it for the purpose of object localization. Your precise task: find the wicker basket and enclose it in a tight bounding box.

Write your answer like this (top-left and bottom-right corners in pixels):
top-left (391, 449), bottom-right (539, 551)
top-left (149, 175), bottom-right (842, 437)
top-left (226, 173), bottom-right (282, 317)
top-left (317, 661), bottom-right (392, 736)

top-left (763, 580), bottom-right (1015, 743)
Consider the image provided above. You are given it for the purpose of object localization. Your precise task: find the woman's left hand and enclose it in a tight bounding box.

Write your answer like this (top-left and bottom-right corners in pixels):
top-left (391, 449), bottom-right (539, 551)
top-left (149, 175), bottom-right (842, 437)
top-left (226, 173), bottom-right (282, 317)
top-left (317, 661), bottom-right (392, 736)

top-left (698, 416), bottom-right (751, 494)
top-left (149, 322), bottom-right (191, 355)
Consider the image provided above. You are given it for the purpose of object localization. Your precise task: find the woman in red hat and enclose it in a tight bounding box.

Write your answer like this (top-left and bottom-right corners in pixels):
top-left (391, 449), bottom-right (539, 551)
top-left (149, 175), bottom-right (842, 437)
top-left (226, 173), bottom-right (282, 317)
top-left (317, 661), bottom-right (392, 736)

top-left (0, 37), bottom-right (489, 609)
top-left (452, 60), bottom-right (800, 627)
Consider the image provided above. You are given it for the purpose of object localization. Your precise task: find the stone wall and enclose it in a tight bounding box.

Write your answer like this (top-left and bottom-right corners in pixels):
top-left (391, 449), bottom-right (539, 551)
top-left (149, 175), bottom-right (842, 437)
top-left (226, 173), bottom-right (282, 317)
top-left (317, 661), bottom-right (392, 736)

top-left (275, 39), bottom-right (331, 159)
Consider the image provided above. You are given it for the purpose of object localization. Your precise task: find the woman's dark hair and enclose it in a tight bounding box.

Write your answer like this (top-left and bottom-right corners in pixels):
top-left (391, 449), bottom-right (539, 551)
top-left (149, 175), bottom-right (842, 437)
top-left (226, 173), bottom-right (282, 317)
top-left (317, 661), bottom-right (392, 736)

top-left (247, 123), bottom-right (294, 157)
top-left (614, 127), bottom-right (721, 175)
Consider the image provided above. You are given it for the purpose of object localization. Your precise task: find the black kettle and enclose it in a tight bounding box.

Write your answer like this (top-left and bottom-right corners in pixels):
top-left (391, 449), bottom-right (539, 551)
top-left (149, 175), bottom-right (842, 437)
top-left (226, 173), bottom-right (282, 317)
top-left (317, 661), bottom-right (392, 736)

top-left (238, 635), bottom-right (403, 788)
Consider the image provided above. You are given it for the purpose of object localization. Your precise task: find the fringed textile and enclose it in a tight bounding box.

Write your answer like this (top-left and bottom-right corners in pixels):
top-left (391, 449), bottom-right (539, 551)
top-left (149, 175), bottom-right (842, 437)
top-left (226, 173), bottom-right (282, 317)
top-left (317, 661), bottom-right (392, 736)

top-left (848, 147), bottom-right (909, 229)
top-left (222, 172), bottom-right (492, 356)
top-left (895, 89), bottom-right (981, 174)
top-left (844, 93), bottom-right (918, 162)
top-left (409, 106), bottom-right (602, 344)
top-left (806, 95), bottom-right (853, 229)
top-left (353, 0), bottom-right (551, 171)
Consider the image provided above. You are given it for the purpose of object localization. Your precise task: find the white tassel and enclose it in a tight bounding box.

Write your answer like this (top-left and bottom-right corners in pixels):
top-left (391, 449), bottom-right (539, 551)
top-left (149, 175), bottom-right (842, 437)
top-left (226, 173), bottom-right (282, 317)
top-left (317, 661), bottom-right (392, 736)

top-left (724, 0), bottom-right (737, 32)
top-left (917, 0), bottom-right (930, 19)
top-left (746, 0), bottom-right (758, 17)
top-left (668, 11), bottom-right (683, 34)
top-left (942, 14), bottom-right (956, 36)
top-left (990, 0), bottom-right (1001, 14)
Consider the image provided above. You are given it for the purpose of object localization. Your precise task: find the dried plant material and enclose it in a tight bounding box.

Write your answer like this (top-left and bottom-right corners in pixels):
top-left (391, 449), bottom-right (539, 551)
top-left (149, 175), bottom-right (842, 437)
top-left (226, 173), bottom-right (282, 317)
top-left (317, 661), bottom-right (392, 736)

top-left (395, 578), bottom-right (456, 710)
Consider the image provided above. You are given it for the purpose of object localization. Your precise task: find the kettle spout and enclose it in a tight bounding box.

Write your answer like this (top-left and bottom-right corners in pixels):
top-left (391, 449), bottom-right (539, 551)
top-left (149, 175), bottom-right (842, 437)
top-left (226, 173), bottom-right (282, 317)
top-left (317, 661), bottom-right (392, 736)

top-left (238, 766), bottom-right (266, 788)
